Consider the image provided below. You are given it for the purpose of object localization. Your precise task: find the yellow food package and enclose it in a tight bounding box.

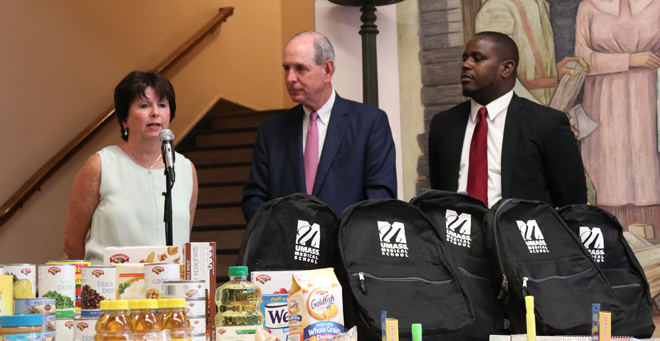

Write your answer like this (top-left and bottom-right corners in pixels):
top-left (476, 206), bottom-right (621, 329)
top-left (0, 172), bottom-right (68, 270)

top-left (0, 275), bottom-right (14, 315)
top-left (288, 268), bottom-right (343, 341)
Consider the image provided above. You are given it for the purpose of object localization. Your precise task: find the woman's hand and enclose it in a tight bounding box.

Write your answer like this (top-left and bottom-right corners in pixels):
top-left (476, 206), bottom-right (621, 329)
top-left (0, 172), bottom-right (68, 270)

top-left (63, 154), bottom-right (101, 259)
top-left (630, 52), bottom-right (660, 68)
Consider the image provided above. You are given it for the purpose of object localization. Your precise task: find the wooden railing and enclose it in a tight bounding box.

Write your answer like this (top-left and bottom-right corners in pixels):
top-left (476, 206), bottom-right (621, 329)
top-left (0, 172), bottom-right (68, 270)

top-left (0, 7), bottom-right (234, 227)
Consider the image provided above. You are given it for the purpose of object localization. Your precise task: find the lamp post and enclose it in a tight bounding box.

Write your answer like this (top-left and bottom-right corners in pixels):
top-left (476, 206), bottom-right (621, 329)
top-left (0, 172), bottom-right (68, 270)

top-left (327, 0), bottom-right (404, 108)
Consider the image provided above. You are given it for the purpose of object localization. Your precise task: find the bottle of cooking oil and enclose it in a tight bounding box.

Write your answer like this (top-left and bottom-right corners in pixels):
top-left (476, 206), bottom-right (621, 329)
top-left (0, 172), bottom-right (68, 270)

top-left (135, 299), bottom-right (162, 341)
top-left (129, 300), bottom-right (142, 329)
top-left (215, 266), bottom-right (263, 326)
top-left (102, 300), bottom-right (135, 341)
top-left (94, 300), bottom-right (111, 341)
top-left (157, 299), bottom-right (171, 325)
top-left (162, 298), bottom-right (191, 341)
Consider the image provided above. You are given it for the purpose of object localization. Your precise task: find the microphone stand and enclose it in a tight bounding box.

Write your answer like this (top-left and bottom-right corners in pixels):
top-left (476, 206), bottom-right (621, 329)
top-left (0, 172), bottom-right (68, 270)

top-left (162, 142), bottom-right (175, 246)
top-left (163, 168), bottom-right (174, 246)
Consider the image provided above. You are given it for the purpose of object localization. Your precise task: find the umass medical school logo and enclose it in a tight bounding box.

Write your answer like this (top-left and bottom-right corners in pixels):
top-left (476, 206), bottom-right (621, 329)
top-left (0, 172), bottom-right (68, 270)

top-left (579, 227), bottom-right (604, 262)
top-left (295, 220), bottom-right (320, 264)
top-left (446, 210), bottom-right (472, 248)
top-left (517, 220), bottom-right (549, 253)
top-left (378, 221), bottom-right (409, 257)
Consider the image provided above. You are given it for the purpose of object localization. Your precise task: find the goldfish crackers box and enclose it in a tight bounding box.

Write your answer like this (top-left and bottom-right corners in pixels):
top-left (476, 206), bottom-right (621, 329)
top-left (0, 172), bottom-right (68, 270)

top-left (288, 268), bottom-right (343, 341)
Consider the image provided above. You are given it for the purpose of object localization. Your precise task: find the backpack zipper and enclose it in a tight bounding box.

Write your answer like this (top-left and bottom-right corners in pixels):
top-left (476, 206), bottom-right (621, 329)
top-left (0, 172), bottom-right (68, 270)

top-left (523, 268), bottom-right (593, 283)
top-left (352, 271), bottom-right (453, 294)
top-left (457, 267), bottom-right (493, 281)
top-left (611, 283), bottom-right (642, 289)
top-left (493, 198), bottom-right (514, 300)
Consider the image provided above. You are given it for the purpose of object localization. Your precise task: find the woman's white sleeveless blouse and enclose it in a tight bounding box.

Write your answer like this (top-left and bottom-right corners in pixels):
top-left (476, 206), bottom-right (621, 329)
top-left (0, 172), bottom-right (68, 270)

top-left (84, 145), bottom-right (193, 264)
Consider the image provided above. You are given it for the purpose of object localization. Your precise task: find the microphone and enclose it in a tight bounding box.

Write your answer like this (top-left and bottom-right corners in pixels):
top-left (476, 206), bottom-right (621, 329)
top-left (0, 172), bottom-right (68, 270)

top-left (159, 129), bottom-right (176, 182)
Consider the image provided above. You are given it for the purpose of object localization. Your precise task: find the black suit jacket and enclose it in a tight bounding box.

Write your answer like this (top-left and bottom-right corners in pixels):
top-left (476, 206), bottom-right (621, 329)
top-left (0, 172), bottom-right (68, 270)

top-left (241, 94), bottom-right (397, 222)
top-left (428, 93), bottom-right (587, 207)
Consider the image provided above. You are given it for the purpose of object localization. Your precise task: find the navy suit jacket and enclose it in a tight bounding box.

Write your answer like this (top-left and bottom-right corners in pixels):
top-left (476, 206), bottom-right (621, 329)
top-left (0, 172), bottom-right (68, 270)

top-left (428, 93), bottom-right (587, 208)
top-left (241, 94), bottom-right (397, 222)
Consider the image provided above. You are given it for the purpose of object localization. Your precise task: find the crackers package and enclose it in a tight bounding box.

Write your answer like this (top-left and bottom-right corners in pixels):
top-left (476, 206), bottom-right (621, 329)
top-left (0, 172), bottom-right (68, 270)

top-left (103, 246), bottom-right (182, 265)
top-left (288, 268), bottom-right (343, 341)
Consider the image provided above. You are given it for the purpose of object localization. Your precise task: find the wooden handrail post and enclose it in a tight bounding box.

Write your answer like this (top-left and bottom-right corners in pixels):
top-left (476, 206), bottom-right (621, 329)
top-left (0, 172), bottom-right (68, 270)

top-left (0, 7), bottom-right (234, 227)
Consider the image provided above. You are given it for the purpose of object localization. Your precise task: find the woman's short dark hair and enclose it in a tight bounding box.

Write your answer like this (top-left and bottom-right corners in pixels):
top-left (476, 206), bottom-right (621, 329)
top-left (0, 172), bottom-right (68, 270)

top-left (114, 70), bottom-right (176, 141)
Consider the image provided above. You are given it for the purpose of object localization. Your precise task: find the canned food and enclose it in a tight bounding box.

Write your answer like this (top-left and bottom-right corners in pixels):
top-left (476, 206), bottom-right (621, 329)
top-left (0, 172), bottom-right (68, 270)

top-left (43, 314), bottom-right (56, 331)
top-left (38, 264), bottom-right (76, 318)
top-left (56, 318), bottom-right (75, 341)
top-left (184, 298), bottom-right (206, 316)
top-left (43, 330), bottom-right (56, 341)
top-left (14, 298), bottom-right (56, 315)
top-left (144, 263), bottom-right (180, 299)
top-left (73, 317), bottom-right (97, 341)
top-left (163, 280), bottom-right (205, 298)
top-left (81, 266), bottom-right (116, 317)
top-left (192, 333), bottom-right (206, 341)
top-left (46, 260), bottom-right (91, 316)
top-left (188, 315), bottom-right (206, 335)
top-left (5, 264), bottom-right (37, 298)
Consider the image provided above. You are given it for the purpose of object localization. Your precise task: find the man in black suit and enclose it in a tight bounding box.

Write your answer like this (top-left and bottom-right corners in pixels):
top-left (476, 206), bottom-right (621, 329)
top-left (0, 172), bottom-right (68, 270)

top-left (241, 31), bottom-right (397, 222)
top-left (428, 32), bottom-right (586, 208)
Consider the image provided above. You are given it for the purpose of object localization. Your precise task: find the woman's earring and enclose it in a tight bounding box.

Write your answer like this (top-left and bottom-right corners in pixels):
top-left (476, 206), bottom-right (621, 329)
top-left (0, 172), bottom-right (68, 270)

top-left (123, 126), bottom-right (128, 136)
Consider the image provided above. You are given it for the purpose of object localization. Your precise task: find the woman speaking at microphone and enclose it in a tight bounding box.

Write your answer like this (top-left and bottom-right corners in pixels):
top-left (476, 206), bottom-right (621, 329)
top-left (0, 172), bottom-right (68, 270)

top-left (63, 70), bottom-right (198, 264)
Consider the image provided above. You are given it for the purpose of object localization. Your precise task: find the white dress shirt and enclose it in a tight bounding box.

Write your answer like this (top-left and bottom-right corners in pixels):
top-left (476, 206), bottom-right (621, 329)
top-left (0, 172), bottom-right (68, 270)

top-left (457, 90), bottom-right (514, 207)
top-left (302, 88), bottom-right (336, 161)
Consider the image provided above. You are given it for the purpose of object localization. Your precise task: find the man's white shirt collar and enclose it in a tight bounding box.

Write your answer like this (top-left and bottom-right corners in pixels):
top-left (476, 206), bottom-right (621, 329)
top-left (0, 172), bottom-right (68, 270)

top-left (469, 89), bottom-right (514, 122)
top-left (303, 87), bottom-right (335, 125)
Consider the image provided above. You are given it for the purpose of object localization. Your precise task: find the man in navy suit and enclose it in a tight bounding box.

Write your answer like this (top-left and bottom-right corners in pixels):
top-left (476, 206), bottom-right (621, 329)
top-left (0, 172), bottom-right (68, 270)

top-left (241, 31), bottom-right (397, 222)
top-left (428, 32), bottom-right (586, 208)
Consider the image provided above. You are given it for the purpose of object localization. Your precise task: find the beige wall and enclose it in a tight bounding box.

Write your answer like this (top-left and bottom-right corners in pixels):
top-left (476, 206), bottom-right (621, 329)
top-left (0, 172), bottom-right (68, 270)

top-left (0, 0), bottom-right (313, 263)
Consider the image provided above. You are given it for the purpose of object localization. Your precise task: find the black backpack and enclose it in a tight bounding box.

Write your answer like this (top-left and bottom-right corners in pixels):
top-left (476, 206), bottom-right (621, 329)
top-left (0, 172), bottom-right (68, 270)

top-left (236, 193), bottom-right (340, 271)
top-left (557, 204), bottom-right (655, 338)
top-left (410, 190), bottom-right (506, 340)
top-left (483, 199), bottom-right (625, 335)
top-left (338, 199), bottom-right (473, 341)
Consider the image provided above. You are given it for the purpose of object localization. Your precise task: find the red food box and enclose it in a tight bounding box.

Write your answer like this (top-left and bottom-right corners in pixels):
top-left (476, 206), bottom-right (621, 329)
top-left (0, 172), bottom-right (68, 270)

top-left (184, 242), bottom-right (216, 341)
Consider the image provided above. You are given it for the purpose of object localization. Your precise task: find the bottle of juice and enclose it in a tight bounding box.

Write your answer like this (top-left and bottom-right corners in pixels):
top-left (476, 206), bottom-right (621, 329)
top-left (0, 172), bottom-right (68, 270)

top-left (129, 300), bottom-right (142, 329)
top-left (215, 266), bottom-right (263, 326)
top-left (103, 300), bottom-right (135, 341)
top-left (94, 300), bottom-right (111, 341)
top-left (162, 298), bottom-right (191, 341)
top-left (157, 299), bottom-right (171, 325)
top-left (135, 299), bottom-right (162, 341)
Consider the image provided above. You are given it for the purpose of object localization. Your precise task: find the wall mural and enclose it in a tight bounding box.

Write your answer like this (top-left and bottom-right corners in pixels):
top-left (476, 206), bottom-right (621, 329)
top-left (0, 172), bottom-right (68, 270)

top-left (416, 0), bottom-right (660, 234)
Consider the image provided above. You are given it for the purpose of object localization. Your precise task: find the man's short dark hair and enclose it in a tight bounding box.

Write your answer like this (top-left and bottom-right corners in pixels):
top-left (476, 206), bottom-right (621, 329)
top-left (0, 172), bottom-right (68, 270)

top-left (474, 31), bottom-right (519, 71)
top-left (114, 70), bottom-right (176, 141)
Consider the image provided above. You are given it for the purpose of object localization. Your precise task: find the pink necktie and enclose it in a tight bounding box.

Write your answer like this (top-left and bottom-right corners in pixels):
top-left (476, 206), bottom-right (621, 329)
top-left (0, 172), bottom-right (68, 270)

top-left (467, 107), bottom-right (488, 207)
top-left (304, 111), bottom-right (319, 195)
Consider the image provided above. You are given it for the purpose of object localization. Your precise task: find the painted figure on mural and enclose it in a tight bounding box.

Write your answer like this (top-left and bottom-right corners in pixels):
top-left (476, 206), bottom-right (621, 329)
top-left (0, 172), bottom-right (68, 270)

top-left (575, 0), bottom-right (660, 215)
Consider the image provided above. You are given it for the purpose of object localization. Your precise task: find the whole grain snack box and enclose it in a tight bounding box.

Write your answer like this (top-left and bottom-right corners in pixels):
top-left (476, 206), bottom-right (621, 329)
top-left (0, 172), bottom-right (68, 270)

top-left (288, 268), bottom-right (343, 341)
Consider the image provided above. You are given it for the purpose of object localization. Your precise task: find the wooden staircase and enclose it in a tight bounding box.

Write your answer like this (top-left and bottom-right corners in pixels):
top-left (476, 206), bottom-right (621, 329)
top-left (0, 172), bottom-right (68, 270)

top-left (176, 99), bottom-right (281, 282)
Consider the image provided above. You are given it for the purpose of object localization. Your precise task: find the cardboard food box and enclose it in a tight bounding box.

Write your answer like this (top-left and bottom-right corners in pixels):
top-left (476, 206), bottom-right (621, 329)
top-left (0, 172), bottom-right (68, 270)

top-left (288, 268), bottom-right (343, 341)
top-left (216, 326), bottom-right (256, 341)
top-left (103, 246), bottom-right (182, 265)
top-left (184, 242), bottom-right (217, 341)
top-left (251, 271), bottom-right (295, 341)
top-left (0, 275), bottom-right (14, 316)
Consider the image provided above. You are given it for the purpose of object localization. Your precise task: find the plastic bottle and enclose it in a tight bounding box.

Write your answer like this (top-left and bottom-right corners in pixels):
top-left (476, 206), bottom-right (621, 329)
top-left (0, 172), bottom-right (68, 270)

top-left (215, 266), bottom-right (263, 326)
top-left (162, 298), bottom-right (191, 341)
top-left (135, 299), bottom-right (162, 341)
top-left (157, 299), bottom-right (171, 325)
top-left (129, 300), bottom-right (142, 329)
top-left (102, 300), bottom-right (135, 341)
top-left (94, 300), bottom-right (111, 341)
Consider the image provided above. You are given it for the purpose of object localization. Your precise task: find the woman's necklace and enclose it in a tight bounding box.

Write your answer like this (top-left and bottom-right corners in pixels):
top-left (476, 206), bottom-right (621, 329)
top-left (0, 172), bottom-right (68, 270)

top-left (148, 154), bottom-right (162, 174)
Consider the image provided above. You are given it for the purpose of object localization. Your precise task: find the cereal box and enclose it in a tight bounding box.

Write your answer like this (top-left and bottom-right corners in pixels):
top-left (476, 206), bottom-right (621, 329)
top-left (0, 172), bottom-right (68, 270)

top-left (103, 246), bottom-right (182, 265)
top-left (288, 268), bottom-right (343, 341)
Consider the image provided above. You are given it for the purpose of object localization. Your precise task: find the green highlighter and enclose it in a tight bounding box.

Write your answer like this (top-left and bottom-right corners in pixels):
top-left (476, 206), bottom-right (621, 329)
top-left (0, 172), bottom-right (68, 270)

top-left (412, 324), bottom-right (422, 341)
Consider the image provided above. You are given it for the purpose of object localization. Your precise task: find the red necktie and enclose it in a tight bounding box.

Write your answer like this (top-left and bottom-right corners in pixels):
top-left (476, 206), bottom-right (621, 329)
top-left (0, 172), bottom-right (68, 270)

top-left (304, 111), bottom-right (319, 195)
top-left (467, 107), bottom-right (488, 206)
